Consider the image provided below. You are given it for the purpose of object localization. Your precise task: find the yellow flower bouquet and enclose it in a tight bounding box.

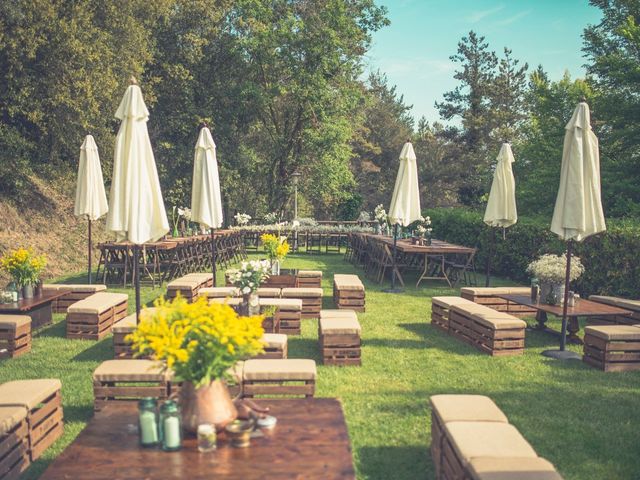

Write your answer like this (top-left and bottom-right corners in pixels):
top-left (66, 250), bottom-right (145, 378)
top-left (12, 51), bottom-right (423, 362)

top-left (261, 233), bottom-right (290, 263)
top-left (0, 247), bottom-right (47, 287)
top-left (127, 296), bottom-right (264, 388)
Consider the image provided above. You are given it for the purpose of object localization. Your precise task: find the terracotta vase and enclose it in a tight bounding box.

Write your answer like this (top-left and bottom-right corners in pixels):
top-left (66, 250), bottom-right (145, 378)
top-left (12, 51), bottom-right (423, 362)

top-left (179, 379), bottom-right (237, 433)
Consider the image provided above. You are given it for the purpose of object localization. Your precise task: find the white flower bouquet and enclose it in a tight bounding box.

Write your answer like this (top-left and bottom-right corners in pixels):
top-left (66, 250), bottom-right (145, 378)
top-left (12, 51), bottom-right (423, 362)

top-left (226, 260), bottom-right (270, 295)
top-left (234, 212), bottom-right (252, 226)
top-left (526, 254), bottom-right (584, 284)
top-left (374, 204), bottom-right (387, 225)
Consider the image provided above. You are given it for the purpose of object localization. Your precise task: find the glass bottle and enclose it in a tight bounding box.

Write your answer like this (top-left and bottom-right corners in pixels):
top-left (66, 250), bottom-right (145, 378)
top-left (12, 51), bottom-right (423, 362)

top-left (159, 400), bottom-right (182, 452)
top-left (530, 278), bottom-right (539, 302)
top-left (138, 398), bottom-right (159, 447)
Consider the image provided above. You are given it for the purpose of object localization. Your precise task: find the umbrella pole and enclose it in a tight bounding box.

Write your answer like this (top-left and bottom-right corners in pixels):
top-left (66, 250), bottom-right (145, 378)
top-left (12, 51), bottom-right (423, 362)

top-left (559, 241), bottom-right (573, 351)
top-left (88, 218), bottom-right (92, 285)
top-left (485, 226), bottom-right (495, 287)
top-left (134, 246), bottom-right (141, 323)
top-left (211, 228), bottom-right (217, 287)
top-left (383, 224), bottom-right (403, 294)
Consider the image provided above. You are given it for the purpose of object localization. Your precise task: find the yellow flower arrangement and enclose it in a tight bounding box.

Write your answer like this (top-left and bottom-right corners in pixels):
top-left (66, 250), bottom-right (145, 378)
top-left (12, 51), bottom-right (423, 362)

top-left (127, 296), bottom-right (264, 388)
top-left (261, 233), bottom-right (290, 263)
top-left (0, 248), bottom-right (47, 287)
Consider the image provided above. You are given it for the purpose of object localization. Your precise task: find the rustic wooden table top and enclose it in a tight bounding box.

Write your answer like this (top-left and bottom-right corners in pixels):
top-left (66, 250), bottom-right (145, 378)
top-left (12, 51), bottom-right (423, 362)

top-left (40, 398), bottom-right (356, 480)
top-left (0, 291), bottom-right (67, 313)
top-left (363, 234), bottom-right (476, 254)
top-left (498, 294), bottom-right (633, 318)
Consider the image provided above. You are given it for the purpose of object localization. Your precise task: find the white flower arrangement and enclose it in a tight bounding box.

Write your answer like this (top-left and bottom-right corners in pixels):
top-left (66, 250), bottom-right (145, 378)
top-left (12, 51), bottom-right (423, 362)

top-left (178, 207), bottom-right (192, 221)
top-left (234, 212), bottom-right (252, 226)
top-left (226, 260), bottom-right (270, 294)
top-left (374, 204), bottom-right (388, 225)
top-left (414, 216), bottom-right (432, 237)
top-left (357, 211), bottom-right (371, 222)
top-left (264, 212), bottom-right (279, 224)
top-left (526, 254), bottom-right (585, 284)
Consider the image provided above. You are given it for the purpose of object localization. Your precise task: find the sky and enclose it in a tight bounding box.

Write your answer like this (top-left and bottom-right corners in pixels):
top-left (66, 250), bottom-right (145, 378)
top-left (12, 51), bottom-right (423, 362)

top-left (366, 0), bottom-right (603, 124)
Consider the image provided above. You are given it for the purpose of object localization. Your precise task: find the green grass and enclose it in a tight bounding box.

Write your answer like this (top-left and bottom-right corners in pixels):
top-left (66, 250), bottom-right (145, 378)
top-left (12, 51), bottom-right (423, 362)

top-left (3, 253), bottom-right (640, 479)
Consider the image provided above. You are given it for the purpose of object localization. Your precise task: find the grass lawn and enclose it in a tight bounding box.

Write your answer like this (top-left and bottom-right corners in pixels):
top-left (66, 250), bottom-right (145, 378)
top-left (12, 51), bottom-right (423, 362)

top-left (2, 252), bottom-right (640, 479)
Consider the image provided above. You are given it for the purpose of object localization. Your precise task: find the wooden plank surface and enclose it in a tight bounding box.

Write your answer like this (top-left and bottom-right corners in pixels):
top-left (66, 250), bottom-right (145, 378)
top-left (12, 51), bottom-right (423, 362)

top-left (361, 234), bottom-right (475, 254)
top-left (40, 398), bottom-right (355, 480)
top-left (497, 295), bottom-right (633, 317)
top-left (0, 291), bottom-right (66, 314)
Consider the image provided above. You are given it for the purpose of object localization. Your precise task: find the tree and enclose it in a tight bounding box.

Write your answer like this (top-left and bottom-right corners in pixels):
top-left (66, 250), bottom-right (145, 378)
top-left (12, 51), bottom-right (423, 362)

top-left (490, 48), bottom-right (528, 144)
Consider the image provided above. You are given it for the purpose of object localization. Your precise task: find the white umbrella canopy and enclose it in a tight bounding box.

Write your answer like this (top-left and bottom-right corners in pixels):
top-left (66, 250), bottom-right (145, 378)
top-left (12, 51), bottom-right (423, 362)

top-left (484, 143), bottom-right (517, 228)
top-left (551, 101), bottom-right (606, 241)
top-left (74, 135), bottom-right (108, 221)
top-left (191, 126), bottom-right (223, 229)
top-left (388, 141), bottom-right (421, 226)
top-left (106, 83), bottom-right (169, 244)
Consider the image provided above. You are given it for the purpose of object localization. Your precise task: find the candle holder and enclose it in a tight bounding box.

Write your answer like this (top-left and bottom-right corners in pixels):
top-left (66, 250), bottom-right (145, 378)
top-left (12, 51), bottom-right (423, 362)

top-left (138, 398), bottom-right (159, 448)
top-left (159, 400), bottom-right (182, 451)
top-left (225, 419), bottom-right (253, 448)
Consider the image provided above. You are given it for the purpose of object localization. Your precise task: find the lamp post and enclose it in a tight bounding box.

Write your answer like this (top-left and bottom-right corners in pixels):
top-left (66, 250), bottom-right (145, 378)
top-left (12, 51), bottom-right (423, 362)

top-left (292, 170), bottom-right (302, 251)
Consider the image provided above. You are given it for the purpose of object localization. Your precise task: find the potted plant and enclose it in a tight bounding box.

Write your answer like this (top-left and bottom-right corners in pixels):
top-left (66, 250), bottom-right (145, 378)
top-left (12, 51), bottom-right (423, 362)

top-left (526, 254), bottom-right (584, 305)
top-left (226, 260), bottom-right (270, 316)
top-left (374, 204), bottom-right (388, 235)
top-left (0, 248), bottom-right (47, 299)
top-left (414, 216), bottom-right (432, 245)
top-left (127, 296), bottom-right (265, 433)
top-left (260, 233), bottom-right (290, 275)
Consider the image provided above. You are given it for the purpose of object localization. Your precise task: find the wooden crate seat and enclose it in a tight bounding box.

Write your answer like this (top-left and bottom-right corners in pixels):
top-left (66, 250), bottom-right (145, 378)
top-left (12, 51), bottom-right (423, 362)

top-left (583, 324), bottom-right (640, 372)
top-left (166, 278), bottom-right (201, 301)
top-left (282, 287), bottom-right (323, 319)
top-left (467, 457), bottom-right (564, 480)
top-left (42, 284), bottom-right (107, 313)
top-left (255, 333), bottom-right (288, 359)
top-left (198, 287), bottom-right (240, 298)
top-left (0, 379), bottom-right (63, 462)
top-left (256, 287), bottom-right (281, 298)
top-left (461, 286), bottom-right (536, 317)
top-left (0, 406), bottom-right (29, 479)
top-left (589, 295), bottom-right (640, 326)
top-left (112, 313), bottom-right (138, 359)
top-left (0, 315), bottom-right (31, 359)
top-left (93, 360), bottom-right (170, 411)
top-left (66, 292), bottom-right (128, 340)
top-left (296, 270), bottom-right (322, 288)
top-left (182, 273), bottom-right (214, 288)
top-left (431, 296), bottom-right (475, 332)
top-left (260, 298), bottom-right (303, 335)
top-left (319, 316), bottom-right (361, 366)
top-left (333, 274), bottom-right (365, 312)
top-left (242, 359), bottom-right (316, 398)
top-left (319, 309), bottom-right (358, 321)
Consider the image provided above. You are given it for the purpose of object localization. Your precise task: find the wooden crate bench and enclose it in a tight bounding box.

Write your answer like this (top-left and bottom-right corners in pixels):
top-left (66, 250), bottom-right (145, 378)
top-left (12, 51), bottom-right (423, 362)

top-left (296, 270), bottom-right (322, 288)
top-left (254, 334), bottom-right (288, 359)
top-left (449, 304), bottom-right (526, 356)
top-left (166, 277), bottom-right (203, 302)
top-left (0, 316), bottom-right (31, 359)
top-left (256, 287), bottom-right (281, 298)
top-left (282, 288), bottom-right (323, 319)
top-left (183, 273), bottom-right (214, 288)
top-left (333, 274), bottom-right (365, 312)
top-left (460, 287), bottom-right (537, 317)
top-left (259, 298), bottom-right (302, 335)
top-left (431, 297), bottom-right (475, 333)
top-left (467, 457), bottom-right (563, 480)
top-left (589, 295), bottom-right (640, 326)
top-left (583, 325), bottom-right (640, 372)
top-left (111, 308), bottom-right (157, 359)
top-left (93, 360), bottom-right (170, 412)
top-left (42, 284), bottom-right (108, 314)
top-left (0, 379), bottom-right (64, 462)
top-left (198, 286), bottom-right (240, 299)
top-left (170, 363), bottom-right (244, 400)
top-left (66, 292), bottom-right (128, 340)
top-left (429, 395), bottom-right (508, 479)
top-left (242, 359), bottom-right (316, 398)
top-left (319, 313), bottom-right (361, 366)
top-left (0, 406), bottom-right (29, 479)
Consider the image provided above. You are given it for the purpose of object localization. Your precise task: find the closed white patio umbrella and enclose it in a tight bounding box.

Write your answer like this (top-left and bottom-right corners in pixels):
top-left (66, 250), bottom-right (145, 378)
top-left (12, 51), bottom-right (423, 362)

top-left (386, 141), bottom-right (421, 292)
top-left (74, 135), bottom-right (108, 284)
top-left (483, 143), bottom-right (518, 286)
top-left (546, 99), bottom-right (606, 359)
top-left (191, 124), bottom-right (223, 285)
top-left (106, 78), bottom-right (169, 319)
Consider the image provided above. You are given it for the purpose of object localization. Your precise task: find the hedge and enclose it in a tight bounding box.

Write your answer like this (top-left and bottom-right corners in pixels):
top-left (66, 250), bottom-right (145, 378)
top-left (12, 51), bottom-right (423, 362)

top-left (425, 208), bottom-right (640, 298)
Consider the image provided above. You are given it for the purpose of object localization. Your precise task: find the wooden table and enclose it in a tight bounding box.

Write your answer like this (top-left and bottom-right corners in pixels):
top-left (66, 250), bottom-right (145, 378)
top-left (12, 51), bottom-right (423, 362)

top-left (498, 294), bottom-right (633, 344)
top-left (0, 291), bottom-right (67, 329)
top-left (40, 398), bottom-right (356, 479)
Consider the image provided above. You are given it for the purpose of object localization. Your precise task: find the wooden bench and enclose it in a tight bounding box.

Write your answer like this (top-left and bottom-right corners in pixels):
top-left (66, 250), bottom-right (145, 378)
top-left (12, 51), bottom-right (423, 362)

top-left (460, 287), bottom-right (537, 317)
top-left (296, 270), bottom-right (322, 288)
top-left (111, 308), bottom-right (157, 359)
top-left (42, 284), bottom-right (107, 314)
top-left (0, 379), bottom-right (64, 462)
top-left (449, 304), bottom-right (526, 356)
top-left (0, 406), bottom-right (29, 479)
top-left (589, 295), bottom-right (640, 326)
top-left (430, 394), bottom-right (562, 480)
top-left (166, 274), bottom-right (210, 302)
top-left (198, 286), bottom-right (240, 299)
top-left (256, 287), bottom-right (281, 298)
top-left (92, 360), bottom-right (171, 411)
top-left (319, 310), bottom-right (361, 366)
top-left (255, 334), bottom-right (288, 359)
top-left (66, 292), bottom-right (128, 340)
top-left (0, 316), bottom-right (31, 359)
top-left (259, 298), bottom-right (303, 335)
top-left (333, 274), bottom-right (365, 312)
top-left (242, 359), bottom-right (316, 398)
top-left (281, 287), bottom-right (323, 319)
top-left (583, 325), bottom-right (640, 372)
top-left (431, 297), bottom-right (475, 333)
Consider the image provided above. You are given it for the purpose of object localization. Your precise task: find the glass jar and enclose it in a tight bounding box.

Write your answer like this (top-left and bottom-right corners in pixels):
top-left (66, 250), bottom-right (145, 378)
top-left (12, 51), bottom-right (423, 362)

top-left (159, 400), bottom-right (182, 452)
top-left (197, 423), bottom-right (217, 452)
top-left (530, 278), bottom-right (539, 302)
top-left (138, 398), bottom-right (159, 447)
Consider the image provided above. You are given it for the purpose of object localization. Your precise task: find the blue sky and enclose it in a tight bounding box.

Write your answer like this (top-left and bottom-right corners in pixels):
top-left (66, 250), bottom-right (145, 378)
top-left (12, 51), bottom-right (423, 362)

top-left (366, 0), bottom-right (602, 124)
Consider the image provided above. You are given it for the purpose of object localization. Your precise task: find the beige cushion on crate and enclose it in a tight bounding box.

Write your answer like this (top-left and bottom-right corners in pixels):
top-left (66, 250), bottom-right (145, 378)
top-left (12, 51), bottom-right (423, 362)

top-left (183, 273), bottom-right (213, 283)
top-left (243, 359), bottom-right (317, 381)
top-left (199, 287), bottom-right (240, 298)
top-left (209, 298), bottom-right (243, 307)
top-left (444, 422), bottom-right (538, 466)
top-left (281, 287), bottom-right (323, 298)
top-left (451, 303), bottom-right (496, 316)
top-left (584, 325), bottom-right (640, 341)
top-left (256, 287), bottom-right (281, 297)
top-left (589, 295), bottom-right (640, 313)
top-left (93, 360), bottom-right (167, 382)
top-left (259, 298), bottom-right (302, 310)
top-left (320, 317), bottom-right (361, 335)
top-left (0, 405), bottom-right (27, 435)
top-left (0, 315), bottom-right (31, 330)
top-left (67, 292), bottom-right (128, 315)
top-left (297, 270), bottom-right (322, 278)
top-left (471, 312), bottom-right (527, 330)
top-left (43, 284), bottom-right (107, 293)
top-left (167, 279), bottom-right (200, 290)
top-left (320, 309), bottom-right (358, 320)
top-left (430, 395), bottom-right (508, 424)
top-left (461, 287), bottom-right (529, 296)
top-left (432, 296), bottom-right (475, 309)
top-left (333, 274), bottom-right (364, 291)
top-left (467, 457), bottom-right (563, 480)
top-left (262, 333), bottom-right (288, 349)
top-left (0, 379), bottom-right (62, 410)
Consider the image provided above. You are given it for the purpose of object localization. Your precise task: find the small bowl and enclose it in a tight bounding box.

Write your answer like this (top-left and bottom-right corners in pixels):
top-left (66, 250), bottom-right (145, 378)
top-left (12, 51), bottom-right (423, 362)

top-left (225, 420), bottom-right (253, 448)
